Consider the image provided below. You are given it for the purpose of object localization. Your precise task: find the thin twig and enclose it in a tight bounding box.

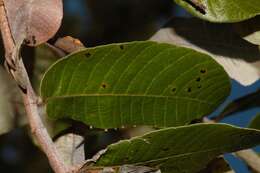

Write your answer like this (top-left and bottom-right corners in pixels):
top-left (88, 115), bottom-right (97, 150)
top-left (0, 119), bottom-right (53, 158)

top-left (0, 2), bottom-right (68, 173)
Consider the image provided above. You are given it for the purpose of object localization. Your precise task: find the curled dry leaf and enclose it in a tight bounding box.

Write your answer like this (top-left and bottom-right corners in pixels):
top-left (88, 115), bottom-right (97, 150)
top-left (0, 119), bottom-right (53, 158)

top-left (55, 36), bottom-right (85, 53)
top-left (4, 0), bottom-right (63, 46)
top-left (55, 133), bottom-right (85, 166)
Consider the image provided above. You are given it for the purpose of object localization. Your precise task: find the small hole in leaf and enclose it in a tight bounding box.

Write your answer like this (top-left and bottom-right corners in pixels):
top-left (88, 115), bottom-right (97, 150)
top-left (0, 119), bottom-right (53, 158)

top-left (172, 88), bottom-right (177, 93)
top-left (189, 118), bottom-right (202, 124)
top-left (196, 77), bottom-right (201, 82)
top-left (85, 52), bottom-right (91, 58)
top-left (187, 87), bottom-right (192, 93)
top-left (101, 83), bottom-right (107, 89)
top-left (162, 147), bottom-right (170, 151)
top-left (119, 45), bottom-right (124, 50)
top-left (200, 69), bottom-right (207, 74)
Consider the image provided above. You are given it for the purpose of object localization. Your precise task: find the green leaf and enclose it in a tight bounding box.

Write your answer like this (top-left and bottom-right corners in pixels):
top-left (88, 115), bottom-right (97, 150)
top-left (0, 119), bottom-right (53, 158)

top-left (94, 123), bottom-right (260, 173)
top-left (249, 114), bottom-right (260, 130)
top-left (41, 41), bottom-right (230, 129)
top-left (150, 18), bottom-right (260, 86)
top-left (174, 0), bottom-right (260, 23)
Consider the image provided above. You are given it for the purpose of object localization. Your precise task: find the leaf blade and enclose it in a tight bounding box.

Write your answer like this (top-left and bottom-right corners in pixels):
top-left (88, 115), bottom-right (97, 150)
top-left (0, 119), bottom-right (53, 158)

top-left (94, 123), bottom-right (260, 173)
top-left (150, 18), bottom-right (260, 86)
top-left (174, 0), bottom-right (260, 23)
top-left (41, 41), bottom-right (231, 129)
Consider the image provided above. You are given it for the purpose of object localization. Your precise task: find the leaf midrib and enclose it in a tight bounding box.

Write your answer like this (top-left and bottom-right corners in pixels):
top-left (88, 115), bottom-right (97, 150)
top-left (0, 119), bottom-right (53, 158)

top-left (45, 94), bottom-right (215, 106)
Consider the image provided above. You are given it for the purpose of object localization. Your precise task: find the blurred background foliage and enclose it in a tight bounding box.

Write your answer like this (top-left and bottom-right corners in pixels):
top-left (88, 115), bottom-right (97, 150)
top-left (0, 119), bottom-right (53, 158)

top-left (0, 0), bottom-right (259, 173)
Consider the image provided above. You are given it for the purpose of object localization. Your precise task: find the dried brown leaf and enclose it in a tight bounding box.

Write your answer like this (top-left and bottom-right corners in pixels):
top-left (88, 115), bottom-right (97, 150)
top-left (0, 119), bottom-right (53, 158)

top-left (55, 133), bottom-right (85, 166)
top-left (4, 0), bottom-right (63, 46)
top-left (55, 36), bottom-right (85, 53)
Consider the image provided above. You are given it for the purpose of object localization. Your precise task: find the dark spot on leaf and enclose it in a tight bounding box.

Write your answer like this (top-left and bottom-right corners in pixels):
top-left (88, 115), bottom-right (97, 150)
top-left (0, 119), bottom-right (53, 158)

top-left (119, 45), bottom-right (124, 50)
top-left (172, 87), bottom-right (177, 93)
top-left (200, 69), bottom-right (207, 74)
top-left (183, 0), bottom-right (206, 15)
top-left (146, 136), bottom-right (152, 139)
top-left (162, 147), bottom-right (170, 151)
top-left (131, 149), bottom-right (139, 154)
top-left (198, 85), bottom-right (202, 89)
top-left (196, 77), bottom-right (201, 82)
top-left (101, 83), bottom-right (107, 89)
top-left (189, 118), bottom-right (202, 124)
top-left (85, 52), bottom-right (91, 58)
top-left (187, 87), bottom-right (192, 93)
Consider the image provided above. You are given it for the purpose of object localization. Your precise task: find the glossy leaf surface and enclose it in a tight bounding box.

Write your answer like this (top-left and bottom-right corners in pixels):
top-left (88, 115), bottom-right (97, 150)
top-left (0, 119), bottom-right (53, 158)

top-left (95, 124), bottom-right (260, 173)
top-left (174, 0), bottom-right (260, 23)
top-left (41, 41), bottom-right (230, 129)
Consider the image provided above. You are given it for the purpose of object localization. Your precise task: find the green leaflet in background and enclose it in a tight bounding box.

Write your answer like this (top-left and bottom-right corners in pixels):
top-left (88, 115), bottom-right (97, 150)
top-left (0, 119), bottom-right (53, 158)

top-left (174, 0), bottom-right (260, 23)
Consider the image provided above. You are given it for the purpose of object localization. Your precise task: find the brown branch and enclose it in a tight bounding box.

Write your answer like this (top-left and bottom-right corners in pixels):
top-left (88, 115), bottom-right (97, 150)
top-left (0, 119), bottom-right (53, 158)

top-left (0, 2), bottom-right (68, 173)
